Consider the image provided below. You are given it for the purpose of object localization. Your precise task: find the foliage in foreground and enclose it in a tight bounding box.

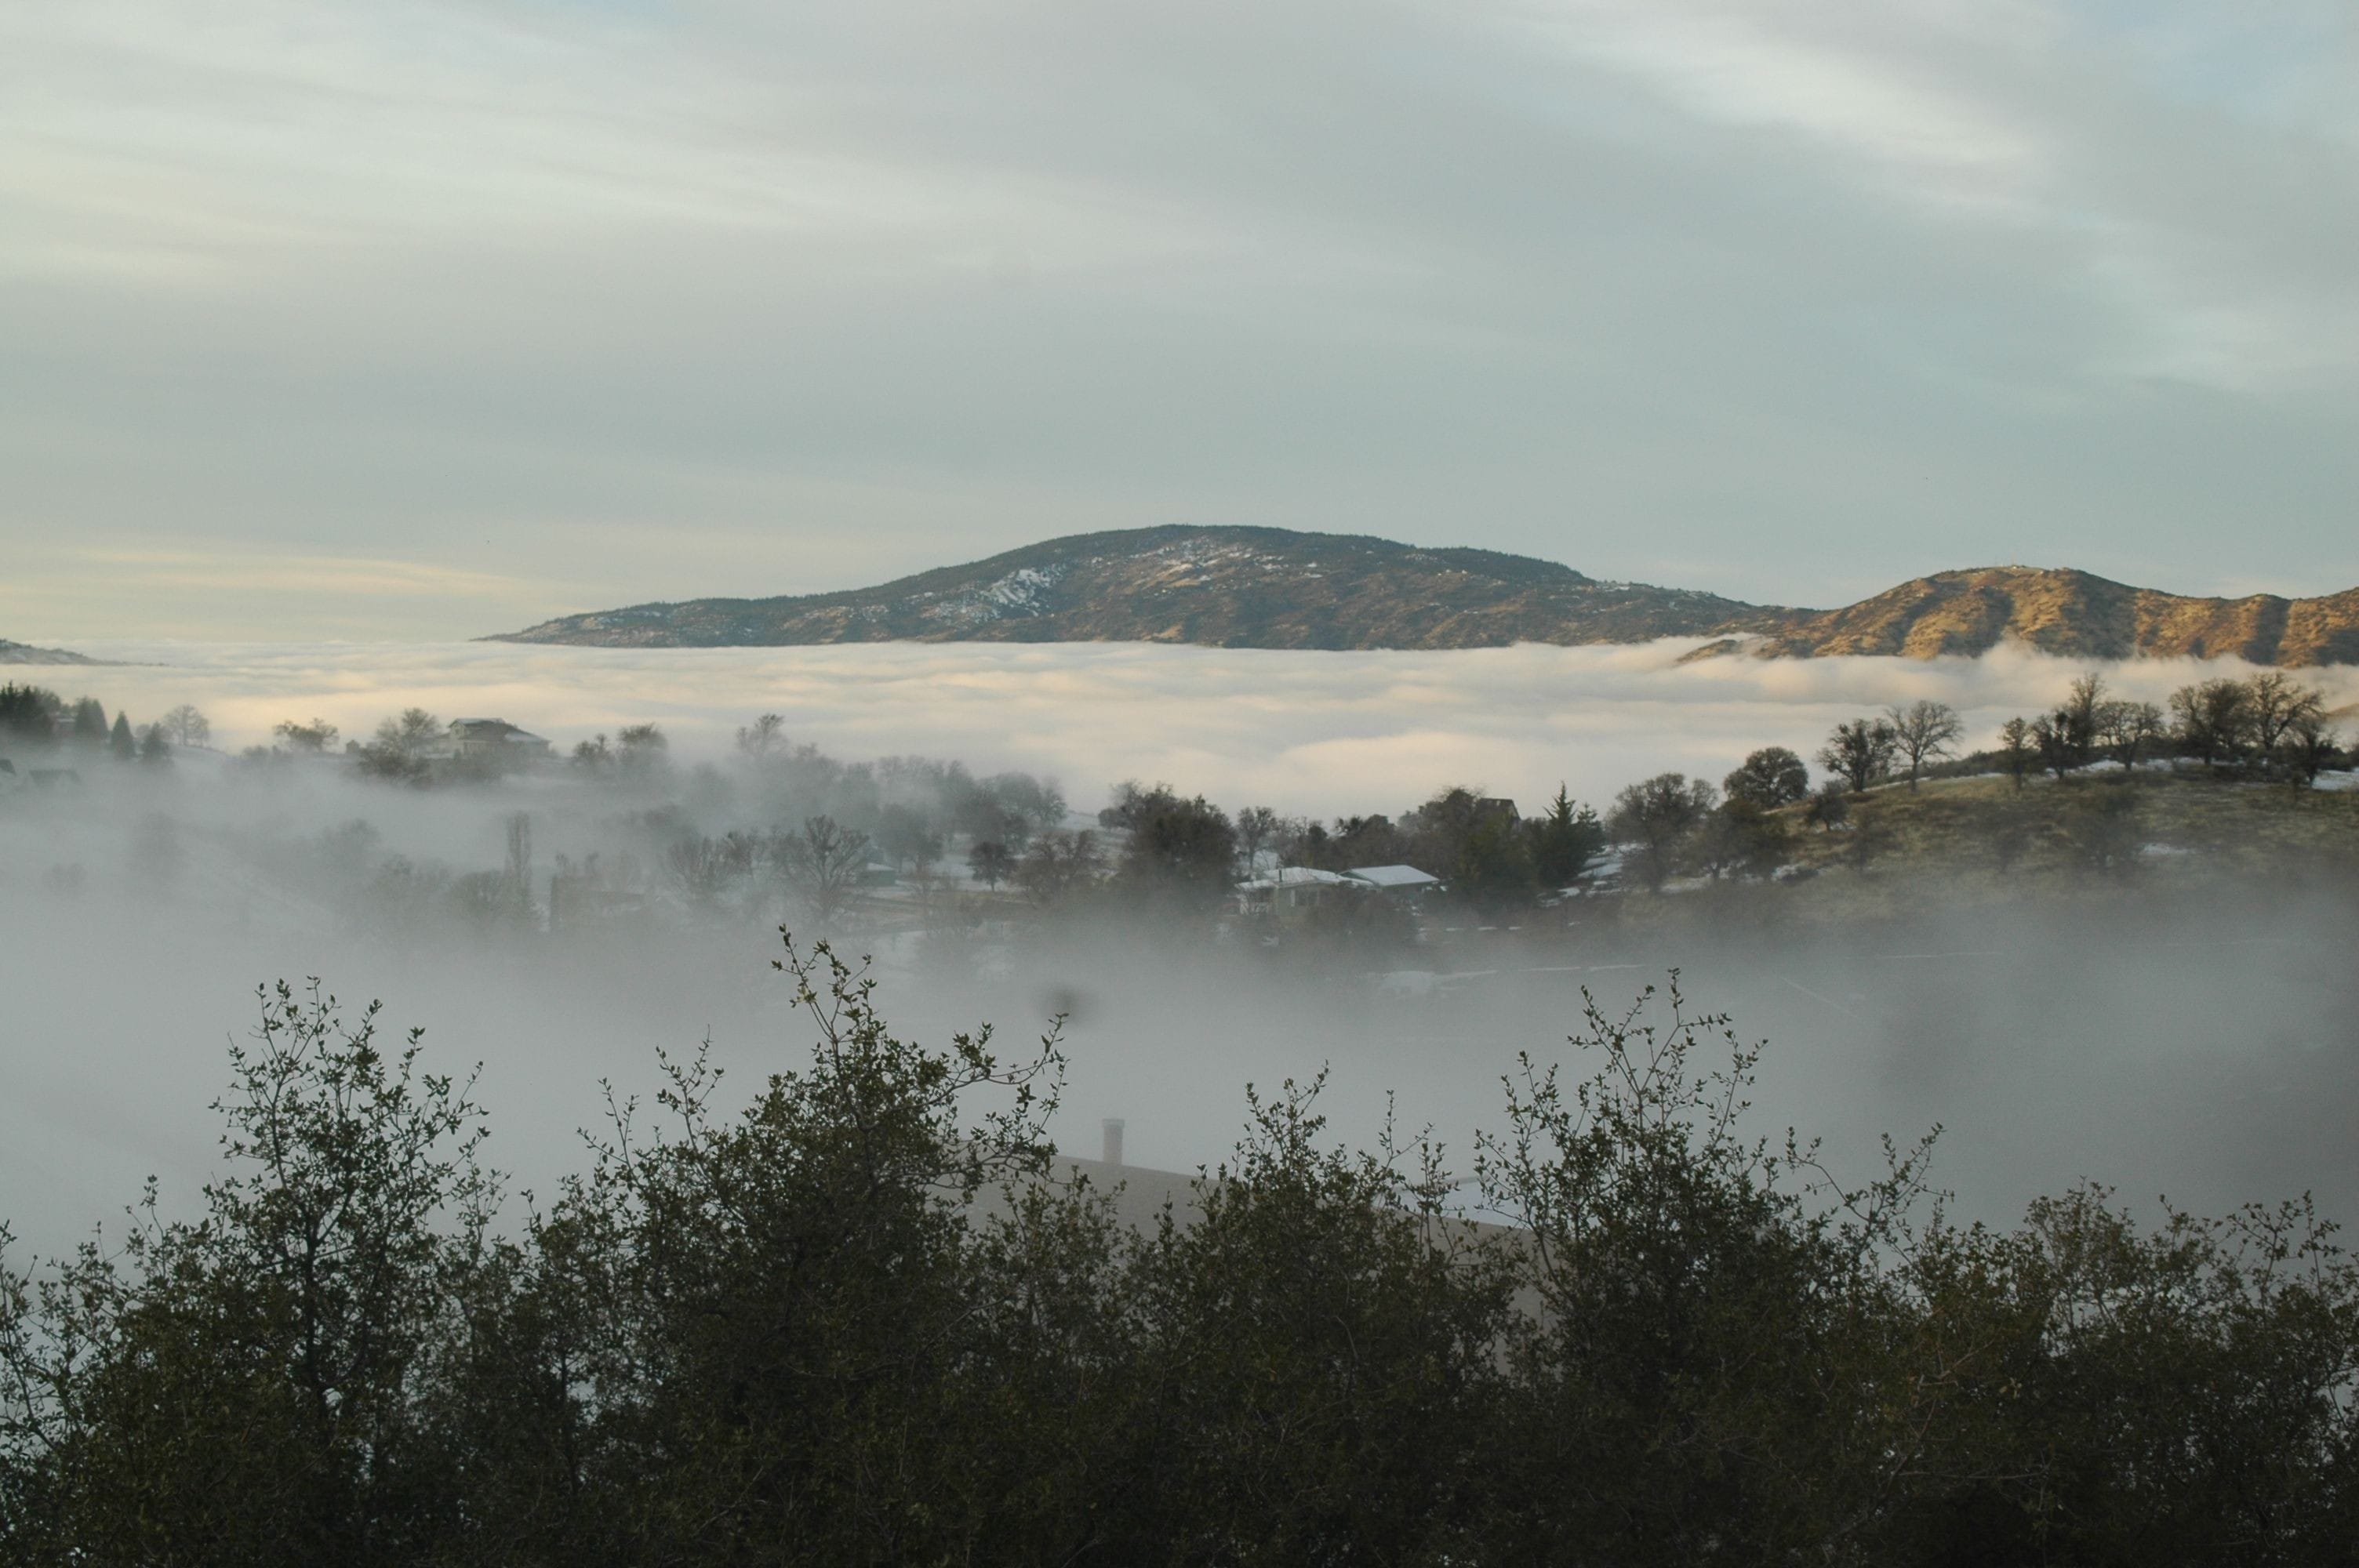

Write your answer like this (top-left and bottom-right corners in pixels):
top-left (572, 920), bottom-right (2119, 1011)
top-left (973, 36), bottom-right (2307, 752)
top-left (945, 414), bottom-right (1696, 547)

top-left (4, 941), bottom-right (2355, 1566)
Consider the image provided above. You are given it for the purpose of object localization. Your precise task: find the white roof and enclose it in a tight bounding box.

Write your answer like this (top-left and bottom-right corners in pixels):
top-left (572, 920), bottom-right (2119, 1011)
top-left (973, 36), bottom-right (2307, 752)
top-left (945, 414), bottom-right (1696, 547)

top-left (1347, 864), bottom-right (1441, 889)
top-left (1235, 866), bottom-right (1359, 892)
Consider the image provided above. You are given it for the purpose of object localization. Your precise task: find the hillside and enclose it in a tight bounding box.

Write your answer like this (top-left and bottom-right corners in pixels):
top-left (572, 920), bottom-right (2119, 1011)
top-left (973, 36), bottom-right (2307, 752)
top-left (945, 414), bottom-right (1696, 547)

top-left (0, 639), bottom-right (97, 666)
top-left (490, 528), bottom-right (2359, 666)
top-left (1750, 566), bottom-right (2359, 666)
top-left (493, 527), bottom-right (1773, 652)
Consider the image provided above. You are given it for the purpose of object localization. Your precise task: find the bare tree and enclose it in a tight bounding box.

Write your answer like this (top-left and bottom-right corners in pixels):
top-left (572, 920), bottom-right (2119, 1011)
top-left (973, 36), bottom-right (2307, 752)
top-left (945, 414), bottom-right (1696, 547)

top-left (160, 704), bottom-right (212, 748)
top-left (274, 717), bottom-right (340, 753)
top-left (774, 815), bottom-right (871, 926)
top-left (1234, 805), bottom-right (1280, 875)
top-left (736, 713), bottom-right (787, 758)
top-left (668, 831), bottom-right (758, 915)
top-left (1997, 717), bottom-right (2034, 792)
top-left (1885, 700), bottom-right (1962, 789)
top-left (2282, 713), bottom-right (2341, 788)
top-left (2062, 671), bottom-right (2109, 744)
top-left (2245, 672), bottom-right (2326, 767)
top-left (2095, 699), bottom-right (2166, 774)
top-left (1816, 718), bottom-right (1899, 795)
top-left (2169, 678), bottom-right (2249, 769)
top-left (373, 708), bottom-right (443, 759)
top-left (360, 708), bottom-right (442, 782)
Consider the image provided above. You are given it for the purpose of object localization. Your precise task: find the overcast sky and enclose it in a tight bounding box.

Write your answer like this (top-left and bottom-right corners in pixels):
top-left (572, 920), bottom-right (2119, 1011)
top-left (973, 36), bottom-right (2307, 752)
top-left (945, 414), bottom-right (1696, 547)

top-left (5, 0), bottom-right (2357, 641)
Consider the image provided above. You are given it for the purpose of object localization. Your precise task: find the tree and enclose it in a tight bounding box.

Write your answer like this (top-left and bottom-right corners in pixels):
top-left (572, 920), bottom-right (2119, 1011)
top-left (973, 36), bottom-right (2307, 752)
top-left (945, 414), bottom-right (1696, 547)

top-left (2283, 714), bottom-right (2340, 788)
top-left (774, 815), bottom-right (872, 926)
top-left (2170, 678), bottom-right (2249, 770)
top-left (984, 771), bottom-right (1067, 836)
top-left (2061, 670), bottom-right (2108, 746)
top-left (274, 717), bottom-right (340, 753)
top-left (1234, 806), bottom-right (1281, 875)
top-left (966, 840), bottom-right (1016, 890)
top-left (8, 949), bottom-right (2359, 1563)
top-left (2095, 699), bottom-right (2166, 773)
top-left (159, 704), bottom-right (211, 748)
top-left (1693, 797), bottom-right (1789, 880)
top-left (615, 723), bottom-right (669, 780)
top-left (67, 699), bottom-right (107, 747)
top-left (1723, 746), bottom-right (1810, 810)
top-left (1014, 829), bottom-right (1103, 903)
top-left (2062, 789), bottom-right (2140, 875)
top-left (360, 708), bottom-right (442, 782)
top-left (735, 712), bottom-right (787, 758)
top-left (108, 710), bottom-right (136, 761)
top-left (2031, 708), bottom-right (2088, 779)
top-left (1816, 718), bottom-right (1898, 795)
top-left (1529, 785), bottom-right (1606, 887)
top-left (0, 683), bottom-right (62, 750)
top-left (1997, 716), bottom-right (2034, 791)
top-left (1885, 699), bottom-right (1963, 789)
top-left (1805, 780), bottom-right (1851, 831)
top-left (1470, 982), bottom-right (1943, 1563)
top-left (874, 803), bottom-right (944, 873)
top-left (1607, 773), bottom-right (1715, 892)
top-left (570, 733), bottom-right (613, 772)
top-left (0, 982), bottom-right (493, 1565)
top-left (667, 831), bottom-right (758, 915)
top-left (509, 937), bottom-right (1077, 1564)
top-left (138, 722), bottom-right (173, 764)
top-left (1110, 785), bottom-right (1237, 902)
top-left (2246, 672), bottom-right (2327, 770)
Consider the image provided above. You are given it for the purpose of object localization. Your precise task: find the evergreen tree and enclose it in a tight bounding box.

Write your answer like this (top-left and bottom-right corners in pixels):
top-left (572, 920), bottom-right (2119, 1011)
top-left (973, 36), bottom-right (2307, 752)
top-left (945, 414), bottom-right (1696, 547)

top-left (67, 698), bottom-right (107, 747)
top-left (0, 683), bottom-right (62, 749)
top-left (108, 711), bottom-right (136, 761)
top-left (1530, 784), bottom-right (1606, 886)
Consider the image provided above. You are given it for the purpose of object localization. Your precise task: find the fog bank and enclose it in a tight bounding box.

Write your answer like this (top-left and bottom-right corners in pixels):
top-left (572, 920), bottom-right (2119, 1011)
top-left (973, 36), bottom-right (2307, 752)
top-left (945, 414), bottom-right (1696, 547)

top-left (71, 637), bottom-right (2359, 815)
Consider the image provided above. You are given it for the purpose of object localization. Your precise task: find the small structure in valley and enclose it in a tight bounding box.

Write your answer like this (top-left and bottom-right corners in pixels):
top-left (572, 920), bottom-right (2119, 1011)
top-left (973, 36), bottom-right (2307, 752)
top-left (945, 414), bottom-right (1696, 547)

top-left (1345, 864), bottom-right (1442, 895)
top-left (448, 718), bottom-right (552, 764)
top-left (1234, 865), bottom-right (1362, 918)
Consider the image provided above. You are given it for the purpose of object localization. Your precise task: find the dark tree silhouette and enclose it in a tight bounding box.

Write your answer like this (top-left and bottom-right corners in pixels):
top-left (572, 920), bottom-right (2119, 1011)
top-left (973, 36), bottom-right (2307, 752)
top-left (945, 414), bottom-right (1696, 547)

top-left (1816, 718), bottom-right (1898, 795)
top-left (1723, 746), bottom-right (1810, 809)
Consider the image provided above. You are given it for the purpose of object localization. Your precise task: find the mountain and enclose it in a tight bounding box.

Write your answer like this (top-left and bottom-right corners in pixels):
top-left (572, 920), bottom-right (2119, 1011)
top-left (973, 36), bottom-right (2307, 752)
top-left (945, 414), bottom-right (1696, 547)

top-left (1745, 566), bottom-right (2359, 666)
top-left (0, 638), bottom-right (99, 666)
top-left (493, 527), bottom-right (1779, 652)
top-left (489, 528), bottom-right (2359, 667)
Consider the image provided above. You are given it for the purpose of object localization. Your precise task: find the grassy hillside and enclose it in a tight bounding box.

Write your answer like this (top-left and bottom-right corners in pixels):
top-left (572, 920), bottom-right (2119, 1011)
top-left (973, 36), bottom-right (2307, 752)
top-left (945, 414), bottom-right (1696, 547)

top-left (1754, 769), bottom-right (2359, 914)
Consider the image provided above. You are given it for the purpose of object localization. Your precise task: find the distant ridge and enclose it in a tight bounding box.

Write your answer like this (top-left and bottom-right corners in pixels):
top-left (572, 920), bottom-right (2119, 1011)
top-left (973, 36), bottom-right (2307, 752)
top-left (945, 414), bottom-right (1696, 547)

top-left (489, 527), bottom-right (2359, 667)
top-left (0, 638), bottom-right (100, 666)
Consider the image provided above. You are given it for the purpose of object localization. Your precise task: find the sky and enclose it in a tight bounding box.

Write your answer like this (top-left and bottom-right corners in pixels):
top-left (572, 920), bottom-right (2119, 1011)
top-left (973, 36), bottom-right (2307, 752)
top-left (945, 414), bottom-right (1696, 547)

top-left (5, 0), bottom-right (2357, 642)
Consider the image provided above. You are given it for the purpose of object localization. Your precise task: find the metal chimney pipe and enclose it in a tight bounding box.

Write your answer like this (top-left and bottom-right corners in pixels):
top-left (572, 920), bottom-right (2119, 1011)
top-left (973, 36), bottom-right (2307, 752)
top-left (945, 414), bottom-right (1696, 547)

top-left (1101, 1117), bottom-right (1125, 1168)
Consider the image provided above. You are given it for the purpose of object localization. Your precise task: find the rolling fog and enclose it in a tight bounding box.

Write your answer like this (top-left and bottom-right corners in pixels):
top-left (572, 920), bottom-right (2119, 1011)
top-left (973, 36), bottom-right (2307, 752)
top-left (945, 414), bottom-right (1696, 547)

top-left (4, 641), bottom-right (2356, 1260)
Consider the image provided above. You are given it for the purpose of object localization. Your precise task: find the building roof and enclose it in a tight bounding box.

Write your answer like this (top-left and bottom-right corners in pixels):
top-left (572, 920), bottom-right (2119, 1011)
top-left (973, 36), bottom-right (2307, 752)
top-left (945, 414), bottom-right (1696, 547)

top-left (449, 717), bottom-right (547, 743)
top-left (1235, 866), bottom-right (1360, 893)
top-left (1347, 864), bottom-right (1442, 889)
